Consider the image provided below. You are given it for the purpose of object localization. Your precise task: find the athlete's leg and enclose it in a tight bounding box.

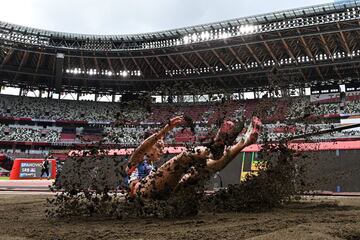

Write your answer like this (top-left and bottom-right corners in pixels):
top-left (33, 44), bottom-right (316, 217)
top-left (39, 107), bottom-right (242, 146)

top-left (176, 117), bottom-right (261, 187)
top-left (133, 147), bottom-right (210, 198)
top-left (206, 116), bottom-right (261, 172)
top-left (134, 117), bottom-right (261, 198)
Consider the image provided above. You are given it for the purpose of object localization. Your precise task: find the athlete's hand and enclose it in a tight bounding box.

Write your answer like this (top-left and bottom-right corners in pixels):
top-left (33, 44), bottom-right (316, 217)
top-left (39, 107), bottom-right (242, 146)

top-left (168, 116), bottom-right (185, 128)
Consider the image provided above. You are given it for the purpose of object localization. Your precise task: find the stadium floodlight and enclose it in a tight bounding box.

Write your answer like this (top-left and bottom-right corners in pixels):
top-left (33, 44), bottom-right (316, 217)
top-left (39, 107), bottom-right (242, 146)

top-left (220, 32), bottom-right (229, 39)
top-left (183, 36), bottom-right (190, 44)
top-left (239, 25), bottom-right (246, 34)
top-left (201, 31), bottom-right (210, 41)
top-left (246, 25), bottom-right (254, 33)
top-left (192, 33), bottom-right (198, 42)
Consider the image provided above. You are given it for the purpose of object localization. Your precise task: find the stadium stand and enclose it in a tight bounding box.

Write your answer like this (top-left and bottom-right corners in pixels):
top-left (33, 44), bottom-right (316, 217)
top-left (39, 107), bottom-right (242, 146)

top-left (0, 94), bottom-right (359, 149)
top-left (0, 124), bottom-right (60, 142)
top-left (1, 0), bottom-right (360, 163)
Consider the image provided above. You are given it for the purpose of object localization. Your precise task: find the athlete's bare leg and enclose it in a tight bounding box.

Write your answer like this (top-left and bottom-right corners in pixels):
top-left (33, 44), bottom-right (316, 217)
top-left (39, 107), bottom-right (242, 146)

top-left (133, 117), bottom-right (261, 199)
top-left (133, 147), bottom-right (210, 198)
top-left (177, 117), bottom-right (262, 187)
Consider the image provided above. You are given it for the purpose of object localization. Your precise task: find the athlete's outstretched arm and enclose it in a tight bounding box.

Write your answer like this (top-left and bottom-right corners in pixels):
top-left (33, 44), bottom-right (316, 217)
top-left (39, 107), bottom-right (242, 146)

top-left (128, 116), bottom-right (184, 167)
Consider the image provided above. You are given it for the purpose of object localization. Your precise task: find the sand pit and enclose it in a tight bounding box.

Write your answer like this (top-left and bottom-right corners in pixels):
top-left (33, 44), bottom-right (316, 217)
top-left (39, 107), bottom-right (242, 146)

top-left (0, 194), bottom-right (360, 240)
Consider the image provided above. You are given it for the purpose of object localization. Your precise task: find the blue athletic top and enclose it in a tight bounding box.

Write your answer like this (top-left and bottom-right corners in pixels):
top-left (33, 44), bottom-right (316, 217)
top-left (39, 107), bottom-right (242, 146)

top-left (128, 159), bottom-right (155, 183)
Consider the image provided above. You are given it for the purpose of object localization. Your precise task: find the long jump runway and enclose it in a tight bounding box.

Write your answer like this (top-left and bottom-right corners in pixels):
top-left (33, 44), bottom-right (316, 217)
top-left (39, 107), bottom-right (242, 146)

top-left (1, 180), bottom-right (360, 198)
top-left (0, 180), bottom-right (54, 192)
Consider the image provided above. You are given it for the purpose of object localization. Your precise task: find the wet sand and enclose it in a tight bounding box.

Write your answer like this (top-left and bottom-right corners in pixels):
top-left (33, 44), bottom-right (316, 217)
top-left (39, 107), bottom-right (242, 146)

top-left (1, 194), bottom-right (360, 240)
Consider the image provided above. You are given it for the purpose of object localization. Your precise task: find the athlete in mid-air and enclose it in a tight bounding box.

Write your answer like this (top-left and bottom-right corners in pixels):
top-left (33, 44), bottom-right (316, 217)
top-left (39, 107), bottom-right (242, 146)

top-left (127, 116), bottom-right (262, 199)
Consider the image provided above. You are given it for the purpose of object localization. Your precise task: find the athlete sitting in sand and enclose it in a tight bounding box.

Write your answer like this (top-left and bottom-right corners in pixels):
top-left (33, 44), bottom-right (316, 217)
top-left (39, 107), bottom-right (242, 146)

top-left (127, 116), bottom-right (262, 199)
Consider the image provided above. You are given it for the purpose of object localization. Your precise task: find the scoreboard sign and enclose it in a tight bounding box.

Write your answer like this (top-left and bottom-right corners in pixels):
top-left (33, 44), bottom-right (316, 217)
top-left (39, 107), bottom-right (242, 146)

top-left (10, 159), bottom-right (56, 180)
top-left (19, 162), bottom-right (53, 178)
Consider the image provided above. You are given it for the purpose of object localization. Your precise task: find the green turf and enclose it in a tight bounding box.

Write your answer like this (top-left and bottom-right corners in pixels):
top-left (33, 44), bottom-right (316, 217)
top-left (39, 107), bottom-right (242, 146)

top-left (0, 176), bottom-right (9, 180)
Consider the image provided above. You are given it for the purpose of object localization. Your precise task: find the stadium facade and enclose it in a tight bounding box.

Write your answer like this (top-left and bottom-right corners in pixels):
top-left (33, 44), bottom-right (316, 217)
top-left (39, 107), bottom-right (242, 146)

top-left (0, 1), bottom-right (360, 191)
top-left (0, 1), bottom-right (360, 98)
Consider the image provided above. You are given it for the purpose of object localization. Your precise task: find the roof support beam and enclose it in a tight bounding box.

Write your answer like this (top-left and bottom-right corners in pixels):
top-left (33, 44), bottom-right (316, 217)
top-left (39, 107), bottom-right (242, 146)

top-left (1, 48), bottom-right (14, 67)
top-left (80, 52), bottom-right (85, 70)
top-left (119, 58), bottom-right (137, 89)
top-left (93, 54), bottom-right (100, 72)
top-left (13, 51), bottom-right (29, 81)
top-left (280, 39), bottom-right (298, 64)
top-left (119, 58), bottom-right (128, 71)
top-left (32, 53), bottom-right (43, 82)
top-left (228, 47), bottom-right (247, 70)
top-left (298, 35), bottom-right (316, 64)
top-left (217, 77), bottom-right (229, 89)
top-left (106, 54), bottom-right (115, 73)
top-left (212, 49), bottom-right (231, 72)
top-left (189, 44), bottom-right (215, 73)
top-left (167, 54), bottom-right (186, 76)
top-left (317, 28), bottom-right (342, 79)
top-left (277, 32), bottom-right (307, 82)
top-left (66, 51), bottom-right (71, 70)
top-left (130, 56), bottom-right (151, 90)
top-left (318, 34), bottom-right (334, 62)
top-left (130, 57), bottom-right (144, 78)
top-left (244, 43), bottom-right (264, 69)
top-left (298, 33), bottom-right (324, 81)
top-left (337, 23), bottom-right (352, 58)
top-left (260, 35), bottom-right (279, 66)
top-left (155, 56), bottom-right (169, 74)
top-left (180, 54), bottom-right (200, 75)
top-left (194, 52), bottom-right (215, 73)
top-left (232, 75), bottom-right (243, 87)
top-left (144, 57), bottom-right (160, 78)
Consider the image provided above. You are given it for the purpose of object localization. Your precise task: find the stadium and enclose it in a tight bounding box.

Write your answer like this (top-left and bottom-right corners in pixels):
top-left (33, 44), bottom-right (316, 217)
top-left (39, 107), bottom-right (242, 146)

top-left (1, 0), bottom-right (360, 239)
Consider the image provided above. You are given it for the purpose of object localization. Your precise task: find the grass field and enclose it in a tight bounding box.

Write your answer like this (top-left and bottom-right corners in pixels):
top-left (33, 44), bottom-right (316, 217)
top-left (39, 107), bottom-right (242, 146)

top-left (0, 177), bottom-right (9, 180)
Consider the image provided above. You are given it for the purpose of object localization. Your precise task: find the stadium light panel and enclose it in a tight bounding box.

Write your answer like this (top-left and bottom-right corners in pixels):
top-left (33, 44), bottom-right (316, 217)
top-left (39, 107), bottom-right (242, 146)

top-left (201, 31), bottom-right (210, 40)
top-left (192, 33), bottom-right (198, 42)
top-left (220, 32), bottom-right (229, 39)
top-left (183, 36), bottom-right (190, 44)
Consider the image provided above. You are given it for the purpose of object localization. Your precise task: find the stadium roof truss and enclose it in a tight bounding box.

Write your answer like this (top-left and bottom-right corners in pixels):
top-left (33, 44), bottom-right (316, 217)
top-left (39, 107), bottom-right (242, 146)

top-left (1, 0), bottom-right (360, 94)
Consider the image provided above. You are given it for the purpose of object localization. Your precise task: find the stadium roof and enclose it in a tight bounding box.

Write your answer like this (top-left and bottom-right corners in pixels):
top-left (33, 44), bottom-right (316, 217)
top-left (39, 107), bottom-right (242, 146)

top-left (1, 0), bottom-right (360, 95)
top-left (0, 1), bottom-right (358, 48)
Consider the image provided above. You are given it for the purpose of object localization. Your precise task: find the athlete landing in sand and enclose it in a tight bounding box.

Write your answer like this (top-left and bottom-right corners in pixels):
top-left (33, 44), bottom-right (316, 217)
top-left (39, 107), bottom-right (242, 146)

top-left (126, 116), bottom-right (262, 199)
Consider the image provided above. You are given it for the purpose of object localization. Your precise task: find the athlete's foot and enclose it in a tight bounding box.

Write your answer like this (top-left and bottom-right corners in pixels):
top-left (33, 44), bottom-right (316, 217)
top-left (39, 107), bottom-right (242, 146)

top-left (243, 117), bottom-right (262, 146)
top-left (224, 118), bottom-right (245, 146)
